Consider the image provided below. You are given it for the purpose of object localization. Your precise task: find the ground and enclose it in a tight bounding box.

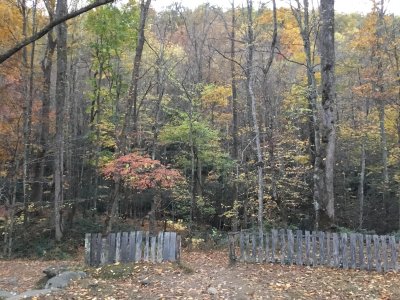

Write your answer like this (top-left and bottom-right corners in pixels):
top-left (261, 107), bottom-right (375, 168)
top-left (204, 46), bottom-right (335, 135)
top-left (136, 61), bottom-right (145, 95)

top-left (1, 251), bottom-right (400, 299)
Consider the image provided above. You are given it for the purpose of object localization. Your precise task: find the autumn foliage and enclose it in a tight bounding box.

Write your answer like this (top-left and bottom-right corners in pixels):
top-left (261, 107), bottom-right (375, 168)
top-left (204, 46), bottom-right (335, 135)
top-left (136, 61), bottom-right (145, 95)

top-left (102, 153), bottom-right (183, 190)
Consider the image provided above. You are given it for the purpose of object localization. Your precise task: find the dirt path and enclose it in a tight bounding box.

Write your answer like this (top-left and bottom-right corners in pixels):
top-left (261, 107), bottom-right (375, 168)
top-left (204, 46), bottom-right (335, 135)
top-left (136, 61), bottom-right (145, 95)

top-left (1, 251), bottom-right (400, 299)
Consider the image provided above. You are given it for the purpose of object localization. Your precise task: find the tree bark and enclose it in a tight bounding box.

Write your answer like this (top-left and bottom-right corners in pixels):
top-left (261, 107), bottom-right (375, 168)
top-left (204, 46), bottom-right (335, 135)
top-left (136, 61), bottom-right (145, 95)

top-left (120, 0), bottom-right (151, 152)
top-left (320, 0), bottom-right (336, 226)
top-left (54, 0), bottom-right (68, 241)
top-left (246, 0), bottom-right (264, 240)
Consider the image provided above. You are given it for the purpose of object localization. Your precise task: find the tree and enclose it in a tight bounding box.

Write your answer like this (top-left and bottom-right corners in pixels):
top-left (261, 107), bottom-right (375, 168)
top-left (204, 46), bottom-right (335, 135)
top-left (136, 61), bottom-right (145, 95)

top-left (319, 0), bottom-right (336, 227)
top-left (54, 0), bottom-right (68, 241)
top-left (102, 153), bottom-right (183, 233)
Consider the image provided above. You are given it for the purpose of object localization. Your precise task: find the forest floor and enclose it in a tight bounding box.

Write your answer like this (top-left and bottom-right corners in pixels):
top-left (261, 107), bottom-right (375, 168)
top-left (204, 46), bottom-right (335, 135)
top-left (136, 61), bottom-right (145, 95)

top-left (1, 250), bottom-right (400, 299)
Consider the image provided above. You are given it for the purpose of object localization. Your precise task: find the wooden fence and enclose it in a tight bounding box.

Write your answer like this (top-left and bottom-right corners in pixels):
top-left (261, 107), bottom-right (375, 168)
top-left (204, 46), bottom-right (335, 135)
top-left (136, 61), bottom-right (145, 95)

top-left (228, 229), bottom-right (400, 272)
top-left (85, 231), bottom-right (181, 266)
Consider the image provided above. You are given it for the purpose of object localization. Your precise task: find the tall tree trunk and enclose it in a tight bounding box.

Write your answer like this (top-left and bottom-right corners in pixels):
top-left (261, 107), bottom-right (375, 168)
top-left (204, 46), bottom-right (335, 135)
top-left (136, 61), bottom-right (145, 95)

top-left (319, 0), bottom-right (336, 226)
top-left (54, 0), bottom-right (68, 241)
top-left (358, 143), bottom-right (365, 229)
top-left (246, 0), bottom-right (264, 240)
top-left (229, 0), bottom-right (240, 231)
top-left (120, 0), bottom-right (151, 152)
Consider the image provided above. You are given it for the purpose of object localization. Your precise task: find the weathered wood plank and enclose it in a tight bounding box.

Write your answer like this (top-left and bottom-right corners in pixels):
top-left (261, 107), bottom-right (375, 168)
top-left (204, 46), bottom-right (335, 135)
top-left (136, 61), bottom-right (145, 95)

top-left (271, 229), bottom-right (278, 262)
top-left (144, 232), bottom-right (150, 262)
top-left (128, 232), bottom-right (135, 262)
top-left (115, 232), bottom-right (121, 263)
top-left (326, 232), bottom-right (331, 267)
top-left (389, 236), bottom-right (397, 271)
top-left (319, 231), bottom-right (325, 266)
top-left (287, 230), bottom-right (294, 266)
top-left (252, 233), bottom-right (257, 261)
top-left (366, 235), bottom-right (373, 271)
top-left (358, 234), bottom-right (365, 270)
top-left (96, 233), bottom-right (102, 266)
top-left (239, 232), bottom-right (244, 262)
top-left (109, 233), bottom-right (116, 263)
top-left (332, 233), bottom-right (339, 267)
top-left (135, 231), bottom-right (143, 262)
top-left (296, 230), bottom-right (303, 266)
top-left (85, 233), bottom-right (91, 266)
top-left (381, 235), bottom-right (388, 272)
top-left (350, 233), bottom-right (357, 269)
top-left (121, 232), bottom-right (129, 262)
top-left (150, 235), bottom-right (157, 263)
top-left (106, 234), bottom-right (112, 263)
top-left (245, 232), bottom-right (251, 262)
top-left (163, 232), bottom-right (170, 260)
top-left (280, 229), bottom-right (286, 265)
top-left (340, 233), bottom-right (348, 269)
top-left (305, 231), bottom-right (311, 266)
top-left (170, 232), bottom-right (177, 261)
top-left (265, 232), bottom-right (270, 262)
top-left (373, 235), bottom-right (381, 272)
top-left (90, 234), bottom-right (97, 266)
top-left (229, 234), bottom-right (235, 262)
top-left (176, 235), bottom-right (181, 262)
top-left (100, 238), bottom-right (107, 265)
top-left (312, 231), bottom-right (317, 266)
top-left (157, 232), bottom-right (163, 263)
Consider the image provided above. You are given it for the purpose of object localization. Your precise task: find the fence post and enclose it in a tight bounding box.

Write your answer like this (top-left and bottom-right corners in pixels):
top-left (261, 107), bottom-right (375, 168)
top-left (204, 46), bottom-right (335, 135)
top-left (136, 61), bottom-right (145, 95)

top-left (239, 231), bottom-right (244, 262)
top-left (350, 233), bottom-right (357, 269)
top-left (381, 235), bottom-right (388, 272)
top-left (85, 233), bottom-right (91, 266)
top-left (305, 231), bottom-right (311, 266)
top-left (373, 235), bottom-right (381, 272)
top-left (115, 232), bottom-right (121, 263)
top-left (366, 235), bottom-right (372, 271)
top-left (389, 236), bottom-right (397, 271)
top-left (271, 229), bottom-right (278, 262)
top-left (312, 231), bottom-right (317, 266)
top-left (287, 230), bottom-right (294, 266)
top-left (332, 233), bottom-right (339, 267)
top-left (229, 233), bottom-right (236, 263)
top-left (265, 232), bottom-right (270, 262)
top-left (319, 231), bottom-right (325, 266)
top-left (129, 232), bottom-right (135, 262)
top-left (296, 230), bottom-right (303, 266)
top-left (280, 229), bottom-right (286, 265)
top-left (340, 233), bottom-right (348, 269)
top-left (358, 234), bottom-right (365, 270)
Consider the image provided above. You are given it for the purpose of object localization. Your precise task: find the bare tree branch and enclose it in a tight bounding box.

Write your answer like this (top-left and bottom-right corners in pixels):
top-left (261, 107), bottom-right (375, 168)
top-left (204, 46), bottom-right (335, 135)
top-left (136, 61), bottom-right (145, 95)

top-left (0, 0), bottom-right (115, 64)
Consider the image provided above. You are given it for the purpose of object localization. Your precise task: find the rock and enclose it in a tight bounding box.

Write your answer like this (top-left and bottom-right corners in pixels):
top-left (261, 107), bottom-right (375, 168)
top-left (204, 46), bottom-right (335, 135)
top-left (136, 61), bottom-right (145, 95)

top-left (7, 289), bottom-right (54, 300)
top-left (0, 290), bottom-right (16, 299)
top-left (45, 271), bottom-right (86, 289)
top-left (43, 266), bottom-right (68, 278)
top-left (207, 287), bottom-right (218, 295)
top-left (140, 278), bottom-right (151, 286)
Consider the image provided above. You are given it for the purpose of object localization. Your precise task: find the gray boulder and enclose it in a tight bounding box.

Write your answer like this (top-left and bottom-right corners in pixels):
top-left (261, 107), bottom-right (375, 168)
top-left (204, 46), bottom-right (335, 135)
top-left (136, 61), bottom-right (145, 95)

top-left (45, 271), bottom-right (86, 289)
top-left (43, 266), bottom-right (68, 278)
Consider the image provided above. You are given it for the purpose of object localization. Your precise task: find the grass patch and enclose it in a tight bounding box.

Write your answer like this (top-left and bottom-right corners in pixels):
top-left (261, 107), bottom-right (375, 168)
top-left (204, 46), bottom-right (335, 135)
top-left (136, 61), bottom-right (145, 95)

top-left (89, 262), bottom-right (136, 280)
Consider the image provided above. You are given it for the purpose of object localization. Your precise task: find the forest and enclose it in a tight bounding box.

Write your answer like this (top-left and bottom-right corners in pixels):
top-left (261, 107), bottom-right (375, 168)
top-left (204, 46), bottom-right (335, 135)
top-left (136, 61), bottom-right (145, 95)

top-left (0, 0), bottom-right (399, 259)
